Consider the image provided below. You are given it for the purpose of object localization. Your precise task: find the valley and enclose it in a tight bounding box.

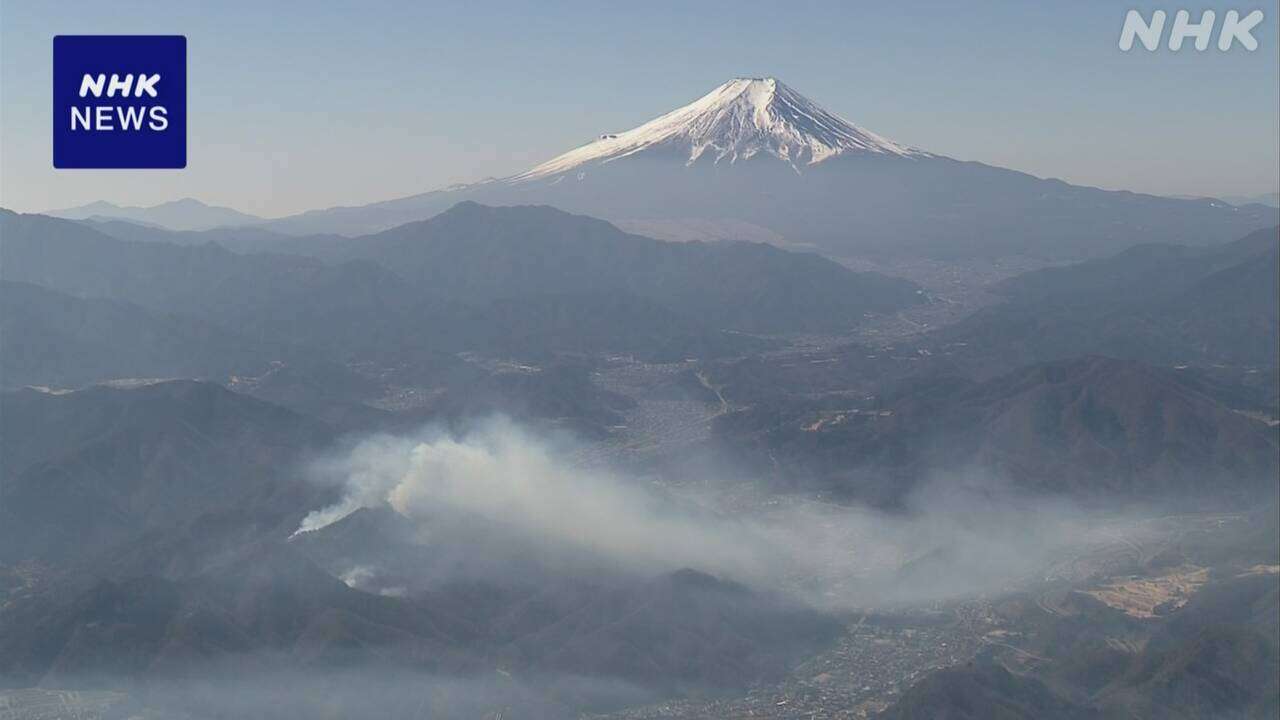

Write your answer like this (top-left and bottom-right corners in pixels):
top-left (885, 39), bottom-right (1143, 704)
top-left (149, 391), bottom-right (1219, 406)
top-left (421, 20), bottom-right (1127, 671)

top-left (0, 26), bottom-right (1275, 717)
top-left (590, 509), bottom-right (1275, 720)
top-left (4, 205), bottom-right (1274, 719)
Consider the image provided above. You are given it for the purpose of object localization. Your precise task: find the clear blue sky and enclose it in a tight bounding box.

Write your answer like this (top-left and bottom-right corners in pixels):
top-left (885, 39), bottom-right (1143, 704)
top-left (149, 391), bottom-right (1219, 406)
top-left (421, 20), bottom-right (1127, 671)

top-left (2, 0), bottom-right (1277, 217)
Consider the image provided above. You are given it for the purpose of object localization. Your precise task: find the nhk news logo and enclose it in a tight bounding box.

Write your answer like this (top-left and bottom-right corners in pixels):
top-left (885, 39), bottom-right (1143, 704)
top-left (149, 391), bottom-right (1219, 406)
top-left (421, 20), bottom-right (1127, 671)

top-left (53, 35), bottom-right (187, 169)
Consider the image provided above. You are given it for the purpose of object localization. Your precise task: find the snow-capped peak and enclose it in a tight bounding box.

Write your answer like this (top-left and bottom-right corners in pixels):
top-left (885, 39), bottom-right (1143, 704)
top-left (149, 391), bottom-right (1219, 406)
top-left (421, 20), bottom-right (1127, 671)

top-left (512, 77), bottom-right (925, 182)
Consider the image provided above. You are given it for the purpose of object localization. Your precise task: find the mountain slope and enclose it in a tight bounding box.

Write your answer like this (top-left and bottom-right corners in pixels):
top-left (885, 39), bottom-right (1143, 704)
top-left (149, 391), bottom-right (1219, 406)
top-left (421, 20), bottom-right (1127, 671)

top-left (941, 227), bottom-right (1280, 369)
top-left (0, 403), bottom-right (837, 705)
top-left (512, 77), bottom-right (924, 182)
top-left (0, 207), bottom-right (865, 365)
top-left (876, 661), bottom-right (1099, 720)
top-left (0, 381), bottom-right (330, 564)
top-left (0, 209), bottom-right (459, 369)
top-left (499, 568), bottom-right (838, 689)
top-left (0, 281), bottom-right (273, 388)
top-left (340, 201), bottom-right (922, 334)
top-left (714, 356), bottom-right (1280, 503)
top-left (257, 78), bottom-right (1277, 258)
top-left (878, 570), bottom-right (1280, 720)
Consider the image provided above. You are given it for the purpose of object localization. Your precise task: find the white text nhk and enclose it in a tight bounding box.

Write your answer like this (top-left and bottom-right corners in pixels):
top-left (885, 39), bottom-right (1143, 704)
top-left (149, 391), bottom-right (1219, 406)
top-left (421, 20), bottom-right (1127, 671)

top-left (1119, 9), bottom-right (1265, 51)
top-left (71, 73), bottom-right (168, 131)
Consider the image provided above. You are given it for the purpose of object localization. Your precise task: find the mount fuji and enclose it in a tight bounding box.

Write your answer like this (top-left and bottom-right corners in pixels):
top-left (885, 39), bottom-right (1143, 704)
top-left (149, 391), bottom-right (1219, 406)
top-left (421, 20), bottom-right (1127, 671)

top-left (513, 77), bottom-right (927, 180)
top-left (261, 78), bottom-right (1277, 258)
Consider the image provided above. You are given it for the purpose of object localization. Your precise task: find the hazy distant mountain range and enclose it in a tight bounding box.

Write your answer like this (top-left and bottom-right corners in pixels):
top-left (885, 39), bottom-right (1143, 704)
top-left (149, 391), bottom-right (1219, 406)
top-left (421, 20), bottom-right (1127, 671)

top-left (0, 204), bottom-right (920, 389)
top-left (1172, 192), bottom-right (1280, 208)
top-left (43, 79), bottom-right (1276, 259)
top-left (238, 78), bottom-right (1276, 259)
top-left (47, 198), bottom-right (262, 231)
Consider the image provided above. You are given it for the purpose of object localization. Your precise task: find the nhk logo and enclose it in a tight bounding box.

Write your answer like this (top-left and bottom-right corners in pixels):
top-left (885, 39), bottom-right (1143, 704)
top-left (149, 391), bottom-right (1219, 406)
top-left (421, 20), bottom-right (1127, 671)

top-left (73, 73), bottom-right (169, 131)
top-left (1119, 9), bottom-right (1265, 51)
top-left (53, 35), bottom-right (186, 169)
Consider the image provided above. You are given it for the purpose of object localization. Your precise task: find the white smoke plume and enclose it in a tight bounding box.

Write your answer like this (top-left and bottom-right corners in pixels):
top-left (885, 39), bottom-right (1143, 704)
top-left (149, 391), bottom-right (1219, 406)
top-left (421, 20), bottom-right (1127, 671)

top-left (295, 416), bottom-right (1139, 607)
top-left (296, 417), bottom-right (775, 577)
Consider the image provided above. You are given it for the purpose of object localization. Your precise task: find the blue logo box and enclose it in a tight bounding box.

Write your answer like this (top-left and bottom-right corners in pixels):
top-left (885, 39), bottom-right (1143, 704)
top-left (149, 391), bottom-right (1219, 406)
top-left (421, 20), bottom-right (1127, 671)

top-left (53, 35), bottom-right (186, 169)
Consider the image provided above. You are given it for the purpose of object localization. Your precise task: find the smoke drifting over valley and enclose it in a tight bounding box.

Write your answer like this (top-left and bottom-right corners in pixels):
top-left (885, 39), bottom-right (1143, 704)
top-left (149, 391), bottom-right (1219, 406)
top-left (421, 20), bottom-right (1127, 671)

top-left (2, 9), bottom-right (1276, 716)
top-left (294, 416), bottom-right (1150, 609)
top-left (297, 418), bottom-right (767, 578)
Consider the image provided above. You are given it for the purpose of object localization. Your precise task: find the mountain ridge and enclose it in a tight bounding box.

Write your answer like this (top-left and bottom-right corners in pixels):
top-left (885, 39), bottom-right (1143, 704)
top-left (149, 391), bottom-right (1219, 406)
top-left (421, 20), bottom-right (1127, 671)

top-left (241, 77), bottom-right (1275, 255)
top-left (47, 198), bottom-right (262, 232)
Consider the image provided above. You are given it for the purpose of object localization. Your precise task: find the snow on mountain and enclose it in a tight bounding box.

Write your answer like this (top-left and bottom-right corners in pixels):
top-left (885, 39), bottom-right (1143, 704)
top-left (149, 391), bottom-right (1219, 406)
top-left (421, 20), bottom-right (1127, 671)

top-left (513, 78), bottom-right (926, 182)
top-left (250, 76), bottom-right (1276, 255)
